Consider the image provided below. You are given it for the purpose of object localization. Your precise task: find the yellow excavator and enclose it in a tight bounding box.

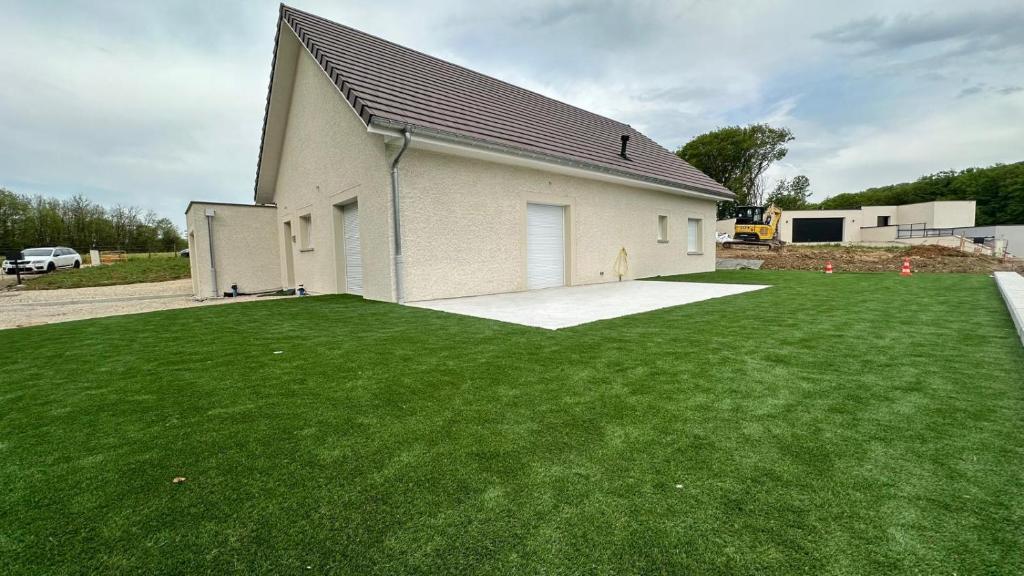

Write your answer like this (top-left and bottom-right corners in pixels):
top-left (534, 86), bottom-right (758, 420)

top-left (724, 204), bottom-right (783, 250)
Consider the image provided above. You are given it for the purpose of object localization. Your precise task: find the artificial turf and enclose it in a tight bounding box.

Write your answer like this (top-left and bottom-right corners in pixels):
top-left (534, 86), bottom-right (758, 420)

top-left (1, 270), bottom-right (1021, 574)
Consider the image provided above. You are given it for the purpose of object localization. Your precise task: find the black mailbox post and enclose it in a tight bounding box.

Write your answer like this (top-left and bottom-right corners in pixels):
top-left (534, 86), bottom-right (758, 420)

top-left (5, 250), bottom-right (23, 285)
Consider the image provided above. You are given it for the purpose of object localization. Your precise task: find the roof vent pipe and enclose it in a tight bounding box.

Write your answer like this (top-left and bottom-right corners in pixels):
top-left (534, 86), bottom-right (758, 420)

top-left (619, 134), bottom-right (630, 159)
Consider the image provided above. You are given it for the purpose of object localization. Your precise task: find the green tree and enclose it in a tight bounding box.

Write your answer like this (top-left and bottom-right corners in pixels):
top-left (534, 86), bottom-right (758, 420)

top-left (0, 187), bottom-right (185, 253)
top-left (676, 124), bottom-right (794, 219)
top-left (766, 175), bottom-right (812, 210)
top-left (0, 188), bottom-right (32, 251)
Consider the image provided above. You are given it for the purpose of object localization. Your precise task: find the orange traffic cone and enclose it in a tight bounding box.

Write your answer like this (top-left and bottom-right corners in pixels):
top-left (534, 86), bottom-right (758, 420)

top-left (825, 261), bottom-right (834, 274)
top-left (900, 257), bottom-right (912, 277)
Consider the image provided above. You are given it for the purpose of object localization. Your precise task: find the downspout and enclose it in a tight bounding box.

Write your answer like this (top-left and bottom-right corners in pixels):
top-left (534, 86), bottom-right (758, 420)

top-left (390, 127), bottom-right (412, 303)
top-left (205, 208), bottom-right (218, 298)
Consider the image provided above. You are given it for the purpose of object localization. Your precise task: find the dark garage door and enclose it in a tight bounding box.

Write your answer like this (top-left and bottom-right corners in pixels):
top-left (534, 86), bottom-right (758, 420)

top-left (792, 218), bottom-right (844, 243)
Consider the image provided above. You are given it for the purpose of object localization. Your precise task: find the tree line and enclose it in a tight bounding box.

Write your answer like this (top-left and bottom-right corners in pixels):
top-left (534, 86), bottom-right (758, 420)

top-left (0, 188), bottom-right (184, 254)
top-left (816, 162), bottom-right (1024, 226)
top-left (676, 124), bottom-right (1022, 226)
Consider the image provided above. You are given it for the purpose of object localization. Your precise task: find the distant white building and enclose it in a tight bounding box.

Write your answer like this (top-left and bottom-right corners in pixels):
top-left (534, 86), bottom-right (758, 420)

top-left (717, 200), bottom-right (1021, 255)
top-left (777, 200), bottom-right (976, 244)
top-left (719, 201), bottom-right (973, 243)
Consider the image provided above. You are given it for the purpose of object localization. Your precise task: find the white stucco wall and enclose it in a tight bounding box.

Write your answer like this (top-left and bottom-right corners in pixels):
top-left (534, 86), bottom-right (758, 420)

top-left (892, 200), bottom-right (974, 228)
top-left (859, 226), bottom-right (898, 242)
top-left (268, 36), bottom-right (394, 300)
top-left (895, 202), bottom-right (934, 227)
top-left (859, 205), bottom-right (900, 227)
top-left (186, 203), bottom-right (281, 298)
top-left (398, 149), bottom-right (718, 302)
top-left (929, 200), bottom-right (976, 228)
top-left (716, 219), bottom-right (737, 235)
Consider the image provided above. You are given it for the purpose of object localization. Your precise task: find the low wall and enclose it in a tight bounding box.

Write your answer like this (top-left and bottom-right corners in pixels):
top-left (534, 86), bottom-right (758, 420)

top-left (994, 272), bottom-right (1024, 347)
top-left (186, 202), bottom-right (281, 298)
top-left (859, 226), bottom-right (898, 242)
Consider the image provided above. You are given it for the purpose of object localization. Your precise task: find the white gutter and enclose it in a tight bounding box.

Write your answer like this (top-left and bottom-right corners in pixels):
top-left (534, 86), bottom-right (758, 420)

top-left (205, 208), bottom-right (218, 298)
top-left (390, 128), bottom-right (412, 303)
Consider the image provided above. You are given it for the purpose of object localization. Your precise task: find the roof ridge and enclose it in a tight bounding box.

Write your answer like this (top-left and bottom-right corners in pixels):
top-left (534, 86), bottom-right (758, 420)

top-left (281, 5), bottom-right (637, 133)
top-left (263, 4), bottom-right (733, 199)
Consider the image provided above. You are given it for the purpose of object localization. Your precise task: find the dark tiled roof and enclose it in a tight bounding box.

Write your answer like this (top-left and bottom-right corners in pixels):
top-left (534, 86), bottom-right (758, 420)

top-left (273, 5), bottom-right (734, 199)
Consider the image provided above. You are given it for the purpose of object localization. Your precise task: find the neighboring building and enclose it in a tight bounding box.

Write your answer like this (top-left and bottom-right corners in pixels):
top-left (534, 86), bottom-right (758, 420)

top-left (186, 5), bottom-right (733, 301)
top-left (717, 200), bottom-right (977, 245)
top-left (780, 201), bottom-right (976, 244)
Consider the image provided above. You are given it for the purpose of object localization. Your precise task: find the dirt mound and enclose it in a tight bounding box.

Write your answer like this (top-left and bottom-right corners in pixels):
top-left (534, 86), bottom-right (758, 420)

top-left (906, 244), bottom-right (969, 258)
top-left (718, 244), bottom-right (1024, 274)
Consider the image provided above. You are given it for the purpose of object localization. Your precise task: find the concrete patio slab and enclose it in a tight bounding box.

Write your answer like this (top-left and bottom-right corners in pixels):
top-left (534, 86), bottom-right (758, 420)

top-left (407, 280), bottom-right (769, 329)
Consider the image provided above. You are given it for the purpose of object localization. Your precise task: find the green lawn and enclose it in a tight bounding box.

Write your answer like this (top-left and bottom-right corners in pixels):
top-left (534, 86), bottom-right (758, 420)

top-left (1, 271), bottom-right (1021, 574)
top-left (19, 255), bottom-right (190, 290)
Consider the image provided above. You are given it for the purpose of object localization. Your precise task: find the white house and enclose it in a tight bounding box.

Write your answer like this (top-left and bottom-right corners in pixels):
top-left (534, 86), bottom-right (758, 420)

top-left (186, 5), bottom-right (733, 301)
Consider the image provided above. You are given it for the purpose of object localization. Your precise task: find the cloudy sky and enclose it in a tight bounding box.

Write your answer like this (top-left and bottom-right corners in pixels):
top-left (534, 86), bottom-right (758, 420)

top-left (2, 0), bottom-right (1022, 227)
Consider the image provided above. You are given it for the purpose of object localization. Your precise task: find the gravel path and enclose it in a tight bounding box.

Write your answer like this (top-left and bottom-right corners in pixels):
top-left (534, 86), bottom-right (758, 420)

top-left (0, 279), bottom-right (286, 330)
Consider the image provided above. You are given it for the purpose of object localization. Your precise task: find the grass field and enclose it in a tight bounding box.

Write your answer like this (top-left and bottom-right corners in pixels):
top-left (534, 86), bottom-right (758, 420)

top-left (1, 270), bottom-right (1021, 574)
top-left (16, 254), bottom-right (190, 290)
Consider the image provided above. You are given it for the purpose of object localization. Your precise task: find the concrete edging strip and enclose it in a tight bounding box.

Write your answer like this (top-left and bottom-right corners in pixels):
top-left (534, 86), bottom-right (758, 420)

top-left (994, 272), bottom-right (1024, 346)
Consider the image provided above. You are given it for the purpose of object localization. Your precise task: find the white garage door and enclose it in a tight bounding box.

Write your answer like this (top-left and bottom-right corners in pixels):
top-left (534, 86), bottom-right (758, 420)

top-left (527, 203), bottom-right (565, 290)
top-left (343, 203), bottom-right (362, 295)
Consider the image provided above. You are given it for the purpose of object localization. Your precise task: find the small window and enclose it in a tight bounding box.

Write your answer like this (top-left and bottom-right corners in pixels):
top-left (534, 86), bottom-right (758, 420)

top-left (687, 218), bottom-right (703, 254)
top-left (299, 214), bottom-right (313, 250)
top-left (877, 216), bottom-right (890, 227)
top-left (657, 215), bottom-right (669, 242)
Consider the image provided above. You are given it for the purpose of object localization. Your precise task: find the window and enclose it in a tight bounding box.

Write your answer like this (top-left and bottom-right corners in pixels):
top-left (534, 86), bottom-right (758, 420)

top-left (877, 216), bottom-right (890, 227)
top-left (687, 218), bottom-right (703, 254)
top-left (657, 215), bottom-right (669, 242)
top-left (299, 214), bottom-right (313, 251)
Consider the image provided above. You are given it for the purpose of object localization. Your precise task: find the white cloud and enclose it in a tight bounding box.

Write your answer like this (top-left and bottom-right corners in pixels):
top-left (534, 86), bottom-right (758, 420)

top-left (803, 91), bottom-right (1024, 197)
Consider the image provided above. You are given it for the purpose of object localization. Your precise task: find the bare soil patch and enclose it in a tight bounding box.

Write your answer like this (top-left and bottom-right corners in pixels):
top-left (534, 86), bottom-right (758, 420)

top-left (718, 244), bottom-right (1024, 274)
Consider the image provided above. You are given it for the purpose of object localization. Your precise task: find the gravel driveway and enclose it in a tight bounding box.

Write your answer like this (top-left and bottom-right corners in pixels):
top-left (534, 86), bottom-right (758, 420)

top-left (0, 279), bottom-right (284, 330)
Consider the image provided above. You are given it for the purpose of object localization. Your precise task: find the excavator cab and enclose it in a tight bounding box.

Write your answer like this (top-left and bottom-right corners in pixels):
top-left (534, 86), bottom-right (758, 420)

top-left (726, 204), bottom-right (783, 250)
top-left (734, 206), bottom-right (767, 226)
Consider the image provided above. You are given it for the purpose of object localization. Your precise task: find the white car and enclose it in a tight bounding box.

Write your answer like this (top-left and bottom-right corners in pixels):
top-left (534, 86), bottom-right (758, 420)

top-left (2, 247), bottom-right (82, 275)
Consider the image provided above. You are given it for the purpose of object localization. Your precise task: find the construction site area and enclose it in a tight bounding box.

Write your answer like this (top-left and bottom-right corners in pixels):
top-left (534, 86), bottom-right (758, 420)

top-left (718, 243), bottom-right (1024, 274)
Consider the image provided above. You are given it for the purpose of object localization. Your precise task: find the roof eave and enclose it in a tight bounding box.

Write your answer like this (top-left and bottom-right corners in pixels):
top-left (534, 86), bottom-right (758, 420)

top-left (253, 7), bottom-right (285, 203)
top-left (368, 117), bottom-right (735, 202)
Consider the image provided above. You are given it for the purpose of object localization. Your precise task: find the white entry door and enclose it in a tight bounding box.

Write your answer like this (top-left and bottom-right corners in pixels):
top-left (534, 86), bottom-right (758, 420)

top-left (527, 203), bottom-right (566, 290)
top-left (343, 203), bottom-right (363, 295)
